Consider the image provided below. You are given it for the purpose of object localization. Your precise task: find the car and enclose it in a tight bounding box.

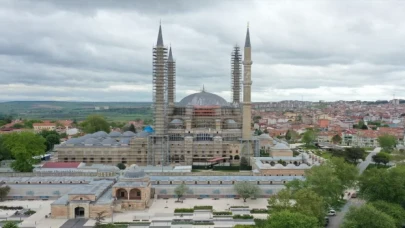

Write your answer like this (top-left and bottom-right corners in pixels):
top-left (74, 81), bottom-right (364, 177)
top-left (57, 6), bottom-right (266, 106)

top-left (327, 209), bottom-right (336, 216)
top-left (324, 217), bottom-right (329, 226)
top-left (351, 192), bottom-right (357, 198)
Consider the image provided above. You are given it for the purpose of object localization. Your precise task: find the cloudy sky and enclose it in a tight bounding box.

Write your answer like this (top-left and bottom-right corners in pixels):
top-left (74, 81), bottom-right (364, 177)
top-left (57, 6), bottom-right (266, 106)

top-left (1, 0), bottom-right (405, 102)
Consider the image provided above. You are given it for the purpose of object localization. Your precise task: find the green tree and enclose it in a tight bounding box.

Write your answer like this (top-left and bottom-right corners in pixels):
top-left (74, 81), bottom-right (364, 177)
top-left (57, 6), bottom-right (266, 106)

top-left (378, 134), bottom-right (397, 152)
top-left (234, 182), bottom-right (261, 202)
top-left (342, 204), bottom-right (396, 228)
top-left (94, 211), bottom-right (107, 228)
top-left (2, 221), bottom-right (19, 228)
top-left (116, 163), bottom-right (126, 170)
top-left (268, 188), bottom-right (293, 211)
top-left (302, 129), bottom-right (316, 145)
top-left (268, 210), bottom-right (318, 228)
top-left (328, 157), bottom-right (358, 189)
top-left (45, 134), bottom-right (60, 152)
top-left (286, 130), bottom-right (299, 142)
top-left (344, 147), bottom-right (365, 164)
top-left (12, 123), bottom-right (24, 129)
top-left (358, 166), bottom-right (405, 207)
top-left (0, 136), bottom-right (12, 161)
top-left (174, 183), bottom-right (189, 201)
top-left (23, 119), bottom-right (42, 129)
top-left (80, 115), bottom-right (110, 133)
top-left (128, 124), bottom-right (137, 133)
top-left (3, 132), bottom-right (46, 172)
top-left (294, 188), bottom-right (326, 223)
top-left (369, 201), bottom-right (405, 228)
top-left (372, 152), bottom-right (391, 165)
top-left (0, 186), bottom-right (10, 201)
top-left (331, 134), bottom-right (342, 144)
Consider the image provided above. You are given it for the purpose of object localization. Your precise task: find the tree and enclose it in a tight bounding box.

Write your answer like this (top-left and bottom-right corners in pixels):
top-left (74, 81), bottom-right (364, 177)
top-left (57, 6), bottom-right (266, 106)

top-left (378, 134), bottom-right (397, 152)
top-left (331, 134), bottom-right (342, 144)
top-left (344, 147), bottom-right (365, 164)
top-left (328, 157), bottom-right (358, 189)
top-left (268, 210), bottom-right (318, 228)
top-left (39, 130), bottom-right (60, 152)
top-left (369, 201), bottom-right (405, 228)
top-left (3, 132), bottom-right (46, 172)
top-left (2, 221), bottom-right (19, 228)
top-left (342, 205), bottom-right (396, 228)
top-left (268, 188), bottom-right (293, 211)
top-left (294, 188), bottom-right (326, 223)
top-left (0, 186), bottom-right (10, 201)
top-left (174, 183), bottom-right (189, 201)
top-left (234, 182), bottom-right (261, 202)
top-left (372, 152), bottom-right (391, 165)
top-left (286, 130), bottom-right (299, 142)
top-left (94, 211), bottom-right (107, 228)
top-left (302, 129), bottom-right (316, 145)
top-left (116, 163), bottom-right (126, 170)
top-left (80, 115), bottom-right (110, 134)
top-left (0, 136), bottom-right (12, 161)
top-left (128, 124), bottom-right (137, 133)
top-left (358, 166), bottom-right (405, 207)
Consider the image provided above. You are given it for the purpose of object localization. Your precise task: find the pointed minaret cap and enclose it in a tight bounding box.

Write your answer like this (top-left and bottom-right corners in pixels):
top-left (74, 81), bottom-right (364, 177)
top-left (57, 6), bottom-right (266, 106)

top-left (168, 46), bottom-right (173, 61)
top-left (244, 22), bottom-right (251, 48)
top-left (157, 23), bottom-right (164, 47)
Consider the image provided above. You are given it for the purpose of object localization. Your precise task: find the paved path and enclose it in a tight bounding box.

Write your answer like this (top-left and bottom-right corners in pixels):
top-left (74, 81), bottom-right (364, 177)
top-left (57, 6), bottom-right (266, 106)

top-left (328, 147), bottom-right (380, 228)
top-left (60, 219), bottom-right (88, 228)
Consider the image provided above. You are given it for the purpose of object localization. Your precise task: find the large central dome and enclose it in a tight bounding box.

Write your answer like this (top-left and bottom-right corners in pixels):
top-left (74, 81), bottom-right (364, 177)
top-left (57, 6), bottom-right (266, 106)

top-left (178, 91), bottom-right (228, 106)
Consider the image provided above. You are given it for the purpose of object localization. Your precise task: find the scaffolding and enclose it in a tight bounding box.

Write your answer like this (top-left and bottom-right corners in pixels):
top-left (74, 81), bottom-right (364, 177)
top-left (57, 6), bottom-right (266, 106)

top-left (152, 45), bottom-right (168, 135)
top-left (167, 48), bottom-right (176, 106)
top-left (147, 135), bottom-right (170, 166)
top-left (231, 45), bottom-right (242, 104)
top-left (239, 139), bottom-right (260, 166)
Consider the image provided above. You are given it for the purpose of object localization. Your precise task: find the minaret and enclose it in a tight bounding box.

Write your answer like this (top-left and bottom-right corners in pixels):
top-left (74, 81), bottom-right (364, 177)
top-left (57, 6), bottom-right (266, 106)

top-left (167, 46), bottom-right (176, 107)
top-left (231, 45), bottom-right (242, 103)
top-left (242, 25), bottom-right (252, 139)
top-left (152, 24), bottom-right (168, 135)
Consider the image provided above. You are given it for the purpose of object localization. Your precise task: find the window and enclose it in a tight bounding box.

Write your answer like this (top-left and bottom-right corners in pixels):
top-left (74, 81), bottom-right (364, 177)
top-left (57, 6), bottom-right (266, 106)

top-left (101, 158), bottom-right (105, 163)
top-left (122, 158), bottom-right (127, 164)
top-left (108, 158), bottom-right (112, 163)
top-left (83, 158), bottom-right (87, 162)
top-left (64, 158), bottom-right (68, 162)
top-left (90, 158), bottom-right (94, 162)
top-left (80, 198), bottom-right (83, 200)
top-left (137, 191), bottom-right (141, 197)
top-left (71, 158), bottom-right (76, 161)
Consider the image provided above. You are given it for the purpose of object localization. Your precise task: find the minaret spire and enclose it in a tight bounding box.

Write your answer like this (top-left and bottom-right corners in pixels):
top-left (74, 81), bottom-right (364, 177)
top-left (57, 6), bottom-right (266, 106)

top-left (242, 24), bottom-right (253, 140)
top-left (167, 45), bottom-right (176, 108)
top-left (157, 23), bottom-right (164, 47)
top-left (168, 46), bottom-right (173, 61)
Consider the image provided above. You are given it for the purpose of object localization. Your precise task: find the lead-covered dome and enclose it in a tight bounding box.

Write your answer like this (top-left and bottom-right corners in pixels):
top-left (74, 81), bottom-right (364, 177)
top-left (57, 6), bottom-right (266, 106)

top-left (178, 91), bottom-right (228, 106)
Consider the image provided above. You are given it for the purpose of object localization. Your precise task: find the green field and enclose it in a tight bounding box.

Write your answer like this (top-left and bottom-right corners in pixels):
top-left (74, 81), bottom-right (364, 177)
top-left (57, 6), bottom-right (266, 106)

top-left (0, 101), bottom-right (153, 122)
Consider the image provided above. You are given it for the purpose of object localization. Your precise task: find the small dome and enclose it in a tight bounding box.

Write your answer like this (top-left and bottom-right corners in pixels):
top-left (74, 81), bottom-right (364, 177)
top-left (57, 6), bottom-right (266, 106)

top-left (92, 131), bottom-right (108, 138)
top-left (101, 138), bottom-right (116, 145)
top-left (119, 138), bottom-right (130, 145)
top-left (124, 166), bottom-right (145, 178)
top-left (178, 91), bottom-right (228, 106)
top-left (170, 119), bottom-right (183, 124)
top-left (136, 131), bottom-right (150, 138)
top-left (109, 131), bottom-right (121, 137)
top-left (81, 134), bottom-right (93, 139)
top-left (65, 138), bottom-right (82, 145)
top-left (259, 134), bottom-right (271, 139)
top-left (273, 143), bottom-right (290, 150)
top-left (84, 138), bottom-right (100, 145)
top-left (122, 131), bottom-right (136, 137)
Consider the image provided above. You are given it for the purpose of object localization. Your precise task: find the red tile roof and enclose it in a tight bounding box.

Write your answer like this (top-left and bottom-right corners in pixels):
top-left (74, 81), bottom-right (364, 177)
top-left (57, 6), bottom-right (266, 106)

top-left (41, 162), bottom-right (81, 168)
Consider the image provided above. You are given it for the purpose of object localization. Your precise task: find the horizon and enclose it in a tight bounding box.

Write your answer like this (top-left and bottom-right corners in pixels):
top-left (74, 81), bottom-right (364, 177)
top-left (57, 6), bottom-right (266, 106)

top-left (1, 1), bottom-right (405, 102)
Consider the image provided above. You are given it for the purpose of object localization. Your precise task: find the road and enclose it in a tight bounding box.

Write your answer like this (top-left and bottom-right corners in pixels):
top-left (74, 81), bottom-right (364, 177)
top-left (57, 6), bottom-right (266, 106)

top-left (327, 147), bottom-right (380, 228)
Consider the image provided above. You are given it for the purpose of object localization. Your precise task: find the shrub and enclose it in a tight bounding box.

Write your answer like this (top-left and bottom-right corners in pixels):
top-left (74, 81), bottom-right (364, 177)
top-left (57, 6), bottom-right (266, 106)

top-left (0, 206), bottom-right (23, 210)
top-left (250, 208), bottom-right (269, 214)
top-left (174, 208), bottom-right (194, 213)
top-left (194, 205), bottom-right (213, 210)
top-left (213, 211), bottom-right (232, 215)
top-left (230, 206), bottom-right (249, 208)
top-left (172, 221), bottom-right (193, 225)
top-left (24, 209), bottom-right (36, 215)
top-left (193, 222), bottom-right (215, 225)
top-left (233, 214), bottom-right (254, 219)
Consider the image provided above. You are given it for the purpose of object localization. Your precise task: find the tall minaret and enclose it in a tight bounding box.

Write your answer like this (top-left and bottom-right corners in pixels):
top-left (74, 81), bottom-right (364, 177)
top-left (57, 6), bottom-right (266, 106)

top-left (231, 45), bottom-right (242, 103)
top-left (242, 24), bottom-right (252, 139)
top-left (167, 46), bottom-right (176, 107)
top-left (152, 24), bottom-right (168, 135)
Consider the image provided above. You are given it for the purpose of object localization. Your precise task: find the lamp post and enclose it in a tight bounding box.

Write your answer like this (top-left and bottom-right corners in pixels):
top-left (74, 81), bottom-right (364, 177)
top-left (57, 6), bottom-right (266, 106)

top-left (111, 205), bottom-right (114, 224)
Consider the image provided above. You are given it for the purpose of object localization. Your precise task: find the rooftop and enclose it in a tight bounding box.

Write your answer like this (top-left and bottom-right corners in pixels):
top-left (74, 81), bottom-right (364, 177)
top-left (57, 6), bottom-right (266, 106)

top-left (41, 162), bottom-right (82, 169)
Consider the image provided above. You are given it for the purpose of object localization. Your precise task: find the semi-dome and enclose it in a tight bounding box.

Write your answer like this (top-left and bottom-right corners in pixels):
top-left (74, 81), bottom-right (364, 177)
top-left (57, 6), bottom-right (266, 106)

top-left (84, 138), bottom-right (100, 145)
top-left (101, 138), bottom-right (117, 145)
top-left (178, 91), bottom-right (228, 106)
top-left (123, 166), bottom-right (146, 178)
top-left (273, 143), bottom-right (290, 150)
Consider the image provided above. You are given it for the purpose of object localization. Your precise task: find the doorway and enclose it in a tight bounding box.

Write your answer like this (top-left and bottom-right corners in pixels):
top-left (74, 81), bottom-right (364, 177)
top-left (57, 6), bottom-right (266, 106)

top-left (75, 207), bottom-right (85, 218)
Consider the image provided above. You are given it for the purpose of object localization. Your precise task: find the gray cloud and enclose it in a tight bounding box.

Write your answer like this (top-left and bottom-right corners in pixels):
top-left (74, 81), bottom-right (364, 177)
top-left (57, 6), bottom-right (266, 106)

top-left (0, 0), bottom-right (405, 102)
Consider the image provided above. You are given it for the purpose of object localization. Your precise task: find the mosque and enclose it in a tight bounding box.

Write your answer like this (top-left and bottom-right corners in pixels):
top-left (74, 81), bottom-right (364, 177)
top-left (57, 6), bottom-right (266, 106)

top-left (57, 23), bottom-right (263, 167)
